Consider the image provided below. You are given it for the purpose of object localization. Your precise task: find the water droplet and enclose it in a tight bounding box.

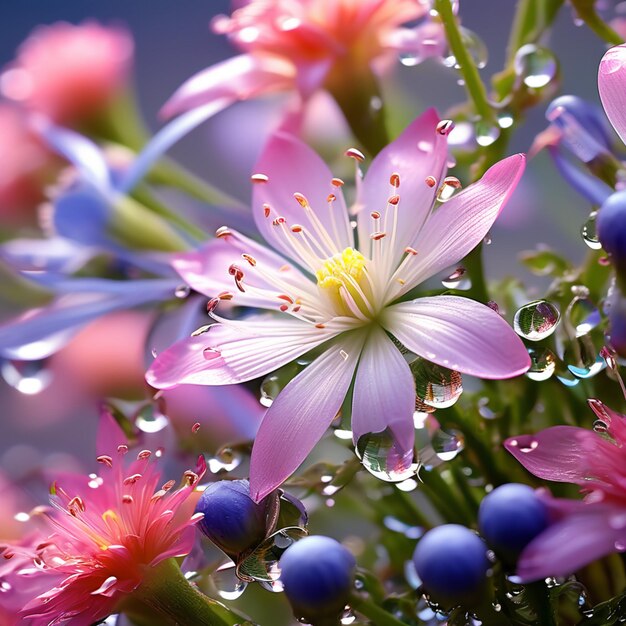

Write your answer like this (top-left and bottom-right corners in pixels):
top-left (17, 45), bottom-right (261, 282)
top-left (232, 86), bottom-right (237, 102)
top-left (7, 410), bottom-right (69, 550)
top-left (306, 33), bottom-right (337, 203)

top-left (411, 358), bottom-right (463, 408)
top-left (207, 446), bottom-right (242, 474)
top-left (475, 120), bottom-right (500, 147)
top-left (174, 284), bottom-right (191, 298)
top-left (355, 430), bottom-right (418, 482)
top-left (497, 110), bottom-right (514, 129)
top-left (260, 363), bottom-right (300, 407)
top-left (395, 477), bottom-right (419, 492)
top-left (203, 347), bottom-right (221, 360)
top-left (383, 516), bottom-right (424, 539)
top-left (443, 27), bottom-right (488, 69)
top-left (1, 359), bottom-right (53, 395)
top-left (513, 44), bottom-right (557, 88)
top-left (340, 609), bottom-right (356, 625)
top-left (513, 300), bottom-right (560, 340)
top-left (581, 211), bottom-right (602, 249)
top-left (399, 52), bottom-right (420, 67)
top-left (436, 176), bottom-right (462, 202)
top-left (431, 428), bottom-right (464, 461)
top-left (508, 436), bottom-right (538, 453)
top-left (526, 348), bottom-right (556, 381)
top-left (441, 266), bottom-right (471, 290)
top-left (134, 405), bottom-right (169, 433)
top-left (211, 562), bottom-right (247, 600)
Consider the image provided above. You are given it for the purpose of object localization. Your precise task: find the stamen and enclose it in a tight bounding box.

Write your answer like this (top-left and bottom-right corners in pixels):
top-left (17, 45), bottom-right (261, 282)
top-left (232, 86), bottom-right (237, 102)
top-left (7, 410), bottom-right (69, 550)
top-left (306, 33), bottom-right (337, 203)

top-left (390, 173), bottom-right (400, 188)
top-left (388, 195), bottom-right (400, 205)
top-left (242, 253), bottom-right (257, 266)
top-left (345, 148), bottom-right (365, 162)
top-left (228, 264), bottom-right (245, 292)
top-left (331, 177), bottom-right (345, 187)
top-left (215, 226), bottom-right (232, 238)
top-left (370, 232), bottom-right (386, 240)
top-left (404, 247), bottom-right (418, 255)
top-left (137, 450), bottom-right (151, 460)
top-left (425, 176), bottom-right (437, 187)
top-left (436, 119), bottom-right (455, 135)
top-left (122, 495), bottom-right (133, 504)
top-left (371, 211), bottom-right (381, 219)
top-left (184, 470), bottom-right (200, 486)
top-left (291, 224), bottom-right (303, 233)
top-left (68, 497), bottom-right (85, 515)
top-left (293, 192), bottom-right (309, 208)
top-left (123, 474), bottom-right (142, 485)
top-left (162, 480), bottom-right (176, 491)
top-left (96, 455), bottom-right (113, 468)
top-left (263, 204), bottom-right (271, 218)
top-left (250, 173), bottom-right (269, 184)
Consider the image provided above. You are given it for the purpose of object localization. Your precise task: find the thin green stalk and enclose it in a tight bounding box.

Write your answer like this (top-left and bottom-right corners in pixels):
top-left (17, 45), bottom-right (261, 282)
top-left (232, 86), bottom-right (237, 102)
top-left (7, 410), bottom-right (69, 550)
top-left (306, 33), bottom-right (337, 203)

top-left (348, 592), bottom-right (409, 626)
top-left (524, 581), bottom-right (557, 626)
top-left (570, 0), bottom-right (623, 45)
top-left (463, 242), bottom-right (489, 302)
top-left (420, 468), bottom-right (472, 525)
top-left (434, 0), bottom-right (495, 125)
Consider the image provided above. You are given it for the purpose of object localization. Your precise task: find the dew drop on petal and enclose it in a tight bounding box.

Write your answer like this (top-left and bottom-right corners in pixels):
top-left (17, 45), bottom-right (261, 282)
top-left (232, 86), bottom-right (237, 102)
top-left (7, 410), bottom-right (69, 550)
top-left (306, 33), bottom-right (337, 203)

top-left (436, 176), bottom-right (462, 202)
top-left (513, 44), bottom-right (557, 89)
top-left (441, 267), bottom-right (471, 290)
top-left (513, 300), bottom-right (560, 340)
top-left (211, 561), bottom-right (248, 600)
top-left (526, 348), bottom-right (556, 381)
top-left (355, 430), bottom-right (418, 482)
top-left (411, 358), bottom-right (463, 409)
top-left (1, 358), bottom-right (53, 395)
top-left (174, 284), bottom-right (191, 299)
top-left (431, 428), bottom-right (465, 461)
top-left (581, 211), bottom-right (602, 249)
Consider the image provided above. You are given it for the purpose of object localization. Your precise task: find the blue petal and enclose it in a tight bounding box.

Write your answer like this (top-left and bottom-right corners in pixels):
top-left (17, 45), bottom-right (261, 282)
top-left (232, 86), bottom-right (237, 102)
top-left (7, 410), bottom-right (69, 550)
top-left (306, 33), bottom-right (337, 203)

top-left (0, 278), bottom-right (179, 355)
top-left (0, 237), bottom-right (95, 273)
top-left (119, 99), bottom-right (231, 193)
top-left (32, 116), bottom-right (111, 190)
top-left (549, 147), bottom-right (612, 205)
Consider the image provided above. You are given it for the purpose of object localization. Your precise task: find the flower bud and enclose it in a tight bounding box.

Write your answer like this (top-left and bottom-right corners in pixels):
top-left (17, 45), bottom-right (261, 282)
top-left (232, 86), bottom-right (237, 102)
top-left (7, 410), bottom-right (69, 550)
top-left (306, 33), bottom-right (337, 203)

top-left (195, 479), bottom-right (272, 559)
top-left (279, 535), bottom-right (356, 624)
top-left (478, 483), bottom-right (549, 566)
top-left (412, 524), bottom-right (489, 606)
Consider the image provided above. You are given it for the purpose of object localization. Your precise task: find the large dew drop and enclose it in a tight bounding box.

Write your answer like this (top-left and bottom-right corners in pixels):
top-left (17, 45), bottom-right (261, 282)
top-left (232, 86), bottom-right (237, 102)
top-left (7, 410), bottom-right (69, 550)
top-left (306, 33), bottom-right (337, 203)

top-left (211, 562), bottom-right (247, 600)
top-left (411, 358), bottom-right (463, 409)
top-left (581, 211), bottom-right (602, 250)
top-left (134, 403), bottom-right (169, 433)
top-left (525, 348), bottom-right (556, 381)
top-left (513, 300), bottom-right (560, 341)
top-left (1, 359), bottom-right (53, 395)
top-left (513, 44), bottom-right (557, 89)
top-left (431, 428), bottom-right (465, 461)
top-left (355, 430), bottom-right (418, 482)
top-left (443, 27), bottom-right (488, 70)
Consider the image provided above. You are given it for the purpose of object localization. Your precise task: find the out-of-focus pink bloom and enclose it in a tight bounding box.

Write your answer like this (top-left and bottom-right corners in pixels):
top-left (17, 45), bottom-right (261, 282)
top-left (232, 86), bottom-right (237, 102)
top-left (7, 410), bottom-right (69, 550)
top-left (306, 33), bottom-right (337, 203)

top-left (505, 399), bottom-right (626, 581)
top-left (0, 104), bottom-right (61, 224)
top-left (19, 410), bottom-right (205, 625)
top-left (1, 21), bottom-right (133, 126)
top-left (599, 43), bottom-right (626, 149)
top-left (146, 109), bottom-right (529, 502)
top-left (162, 0), bottom-right (439, 118)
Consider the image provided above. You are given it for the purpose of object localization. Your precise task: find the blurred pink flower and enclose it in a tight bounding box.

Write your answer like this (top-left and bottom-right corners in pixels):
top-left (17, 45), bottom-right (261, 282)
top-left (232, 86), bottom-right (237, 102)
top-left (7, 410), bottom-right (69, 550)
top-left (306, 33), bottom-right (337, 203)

top-left (505, 399), bottom-right (626, 581)
top-left (20, 410), bottom-right (205, 625)
top-left (162, 0), bottom-right (439, 118)
top-left (146, 109), bottom-right (529, 502)
top-left (0, 104), bottom-right (61, 224)
top-left (1, 21), bottom-right (133, 126)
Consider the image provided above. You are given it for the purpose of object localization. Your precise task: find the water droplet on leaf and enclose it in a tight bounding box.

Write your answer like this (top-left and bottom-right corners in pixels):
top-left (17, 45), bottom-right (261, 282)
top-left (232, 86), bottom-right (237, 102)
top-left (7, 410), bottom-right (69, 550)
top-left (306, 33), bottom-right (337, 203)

top-left (514, 300), bottom-right (560, 340)
top-left (411, 358), bottom-right (463, 408)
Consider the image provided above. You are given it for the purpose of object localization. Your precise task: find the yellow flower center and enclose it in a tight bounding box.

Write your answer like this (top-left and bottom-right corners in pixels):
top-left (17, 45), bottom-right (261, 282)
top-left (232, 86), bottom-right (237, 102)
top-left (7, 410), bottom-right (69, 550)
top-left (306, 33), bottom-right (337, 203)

top-left (316, 247), bottom-right (373, 318)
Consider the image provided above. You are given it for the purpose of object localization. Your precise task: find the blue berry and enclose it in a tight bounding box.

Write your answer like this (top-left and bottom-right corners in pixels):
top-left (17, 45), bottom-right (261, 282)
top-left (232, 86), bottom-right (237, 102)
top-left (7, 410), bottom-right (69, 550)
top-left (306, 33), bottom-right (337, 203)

top-left (195, 479), bottom-right (269, 558)
top-left (478, 483), bottom-right (549, 565)
top-left (412, 524), bottom-right (489, 605)
top-left (279, 535), bottom-right (356, 622)
top-left (598, 192), bottom-right (626, 269)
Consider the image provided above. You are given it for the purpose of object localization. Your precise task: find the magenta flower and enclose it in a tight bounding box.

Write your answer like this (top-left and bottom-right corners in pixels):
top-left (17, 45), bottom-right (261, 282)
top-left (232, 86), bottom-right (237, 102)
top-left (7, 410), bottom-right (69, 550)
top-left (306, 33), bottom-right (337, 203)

top-left (161, 0), bottom-right (439, 119)
top-left (146, 109), bottom-right (529, 502)
top-left (598, 44), bottom-right (626, 148)
top-left (505, 399), bottom-right (626, 581)
top-left (20, 410), bottom-right (205, 625)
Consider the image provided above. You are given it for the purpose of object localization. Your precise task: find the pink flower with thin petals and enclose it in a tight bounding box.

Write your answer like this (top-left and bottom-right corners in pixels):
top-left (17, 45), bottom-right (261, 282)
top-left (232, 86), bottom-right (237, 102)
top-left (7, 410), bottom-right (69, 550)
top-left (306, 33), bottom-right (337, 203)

top-left (505, 399), bottom-right (626, 581)
top-left (20, 410), bottom-right (206, 625)
top-left (162, 0), bottom-right (440, 118)
top-left (146, 110), bottom-right (530, 502)
top-left (1, 21), bottom-right (133, 126)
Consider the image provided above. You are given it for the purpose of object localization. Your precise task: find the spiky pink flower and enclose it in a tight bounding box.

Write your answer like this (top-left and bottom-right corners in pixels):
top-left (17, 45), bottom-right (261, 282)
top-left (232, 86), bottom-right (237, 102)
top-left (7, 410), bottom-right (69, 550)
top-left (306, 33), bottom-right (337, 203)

top-left (505, 399), bottom-right (626, 580)
top-left (161, 0), bottom-right (441, 118)
top-left (1, 21), bottom-right (133, 126)
top-left (146, 109), bottom-right (530, 502)
top-left (19, 410), bottom-right (205, 625)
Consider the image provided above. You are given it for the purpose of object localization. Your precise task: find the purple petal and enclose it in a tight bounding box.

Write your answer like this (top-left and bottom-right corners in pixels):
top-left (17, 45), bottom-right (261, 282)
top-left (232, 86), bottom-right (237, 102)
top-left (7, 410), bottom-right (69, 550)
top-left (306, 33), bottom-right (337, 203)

top-left (31, 116), bottom-right (111, 190)
top-left (356, 109), bottom-right (448, 254)
top-left (598, 45), bottom-right (626, 145)
top-left (351, 327), bottom-right (415, 455)
top-left (517, 501), bottom-right (626, 581)
top-left (96, 406), bottom-right (129, 458)
top-left (172, 229), bottom-right (314, 309)
top-left (0, 237), bottom-right (94, 274)
top-left (384, 296), bottom-right (530, 379)
top-left (161, 53), bottom-right (295, 119)
top-left (504, 425), bottom-right (599, 484)
top-left (252, 132), bottom-right (353, 266)
top-left (145, 317), bottom-right (337, 389)
top-left (249, 333), bottom-right (366, 501)
top-left (403, 154), bottom-right (525, 292)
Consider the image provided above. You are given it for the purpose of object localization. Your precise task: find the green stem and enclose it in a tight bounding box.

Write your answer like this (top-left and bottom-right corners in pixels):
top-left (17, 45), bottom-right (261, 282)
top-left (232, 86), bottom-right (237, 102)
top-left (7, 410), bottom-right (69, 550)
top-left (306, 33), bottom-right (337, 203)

top-left (506, 0), bottom-right (538, 64)
top-left (570, 0), bottom-right (624, 45)
top-left (133, 558), bottom-right (253, 626)
top-left (524, 581), bottom-right (557, 626)
top-left (463, 242), bottom-right (489, 302)
top-left (348, 591), bottom-right (408, 626)
top-left (434, 0), bottom-right (495, 125)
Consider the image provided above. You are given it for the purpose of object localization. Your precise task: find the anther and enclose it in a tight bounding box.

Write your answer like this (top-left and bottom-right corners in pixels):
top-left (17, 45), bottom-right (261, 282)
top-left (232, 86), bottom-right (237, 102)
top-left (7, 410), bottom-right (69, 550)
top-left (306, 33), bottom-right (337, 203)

top-left (263, 204), bottom-right (271, 218)
top-left (117, 445), bottom-right (128, 455)
top-left (345, 148), bottom-right (365, 162)
top-left (331, 177), bottom-right (345, 187)
top-left (294, 192), bottom-right (309, 208)
top-left (291, 224), bottom-right (303, 233)
top-left (293, 305), bottom-right (301, 312)
top-left (217, 291), bottom-right (234, 300)
top-left (207, 298), bottom-right (220, 314)
top-left (250, 173), bottom-right (269, 184)
top-left (388, 195), bottom-right (400, 205)
top-left (184, 470), bottom-right (199, 486)
top-left (371, 211), bottom-right (381, 219)
top-left (242, 253), bottom-right (257, 266)
top-left (96, 455), bottom-right (113, 468)
top-left (192, 422), bottom-right (201, 433)
top-left (425, 176), bottom-right (437, 187)
top-left (327, 193), bottom-right (336, 202)
top-left (279, 304), bottom-right (289, 312)
top-left (137, 450), bottom-right (152, 460)
top-left (404, 247), bottom-right (418, 255)
top-left (278, 294), bottom-right (294, 303)
top-left (370, 232), bottom-right (386, 240)
top-left (228, 264), bottom-right (245, 292)
top-left (436, 119), bottom-right (455, 135)
top-left (162, 480), bottom-right (176, 491)
top-left (215, 226), bottom-right (232, 238)
top-left (390, 173), bottom-right (400, 188)
top-left (68, 497), bottom-right (85, 514)
top-left (122, 495), bottom-right (133, 504)
top-left (123, 474), bottom-right (142, 485)
top-left (315, 323), bottom-right (326, 329)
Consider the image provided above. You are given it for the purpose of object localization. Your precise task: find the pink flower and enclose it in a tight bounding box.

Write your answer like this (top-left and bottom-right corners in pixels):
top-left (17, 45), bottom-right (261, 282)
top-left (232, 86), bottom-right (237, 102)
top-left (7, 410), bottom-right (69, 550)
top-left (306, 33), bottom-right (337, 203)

top-left (1, 22), bottom-right (133, 126)
top-left (598, 43), bottom-right (626, 146)
top-left (505, 399), bottom-right (626, 581)
top-left (0, 104), bottom-right (61, 224)
top-left (146, 109), bottom-right (530, 502)
top-left (20, 410), bottom-right (206, 625)
top-left (161, 0), bottom-right (439, 118)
